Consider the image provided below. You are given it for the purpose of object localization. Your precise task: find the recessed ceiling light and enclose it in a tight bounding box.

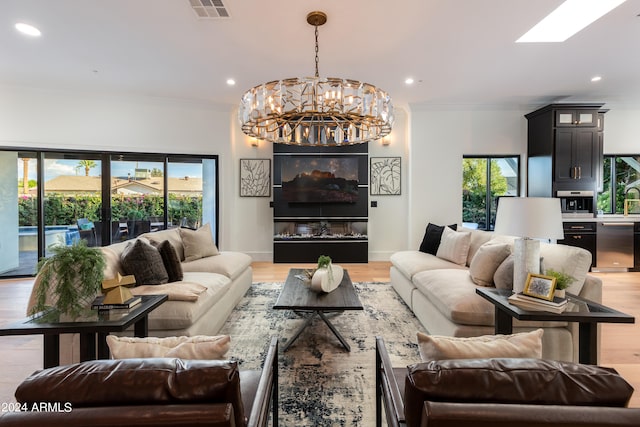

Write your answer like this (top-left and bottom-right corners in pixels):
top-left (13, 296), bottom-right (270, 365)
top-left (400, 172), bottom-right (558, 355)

top-left (15, 22), bottom-right (41, 37)
top-left (405, 78), bottom-right (414, 85)
top-left (516, 0), bottom-right (626, 43)
top-left (591, 76), bottom-right (602, 82)
top-left (226, 79), bottom-right (236, 86)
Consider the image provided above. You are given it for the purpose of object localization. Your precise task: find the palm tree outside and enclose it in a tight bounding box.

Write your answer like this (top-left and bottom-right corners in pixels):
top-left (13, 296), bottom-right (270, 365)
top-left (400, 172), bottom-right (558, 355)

top-left (77, 160), bottom-right (97, 176)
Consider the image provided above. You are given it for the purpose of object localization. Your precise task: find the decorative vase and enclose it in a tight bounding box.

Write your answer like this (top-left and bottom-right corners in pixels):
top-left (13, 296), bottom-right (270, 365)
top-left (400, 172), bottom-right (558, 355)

top-left (310, 264), bottom-right (344, 293)
top-left (554, 289), bottom-right (566, 299)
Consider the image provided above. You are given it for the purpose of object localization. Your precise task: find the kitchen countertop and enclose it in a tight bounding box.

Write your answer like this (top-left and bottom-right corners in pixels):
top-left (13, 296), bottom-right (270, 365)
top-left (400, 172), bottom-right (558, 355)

top-left (563, 214), bottom-right (640, 222)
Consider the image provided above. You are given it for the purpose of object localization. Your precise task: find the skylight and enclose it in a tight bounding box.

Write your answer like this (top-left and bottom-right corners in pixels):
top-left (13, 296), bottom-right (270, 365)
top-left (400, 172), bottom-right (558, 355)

top-left (516, 0), bottom-right (626, 43)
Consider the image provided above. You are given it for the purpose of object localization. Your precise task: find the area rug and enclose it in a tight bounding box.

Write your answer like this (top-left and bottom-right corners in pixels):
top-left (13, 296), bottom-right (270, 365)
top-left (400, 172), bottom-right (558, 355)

top-left (218, 282), bottom-right (427, 427)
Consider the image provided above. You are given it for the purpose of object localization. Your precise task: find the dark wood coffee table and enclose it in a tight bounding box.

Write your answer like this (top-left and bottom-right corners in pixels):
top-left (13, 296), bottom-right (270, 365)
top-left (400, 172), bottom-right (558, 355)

top-left (0, 294), bottom-right (167, 367)
top-left (274, 268), bottom-right (363, 352)
top-left (476, 287), bottom-right (634, 364)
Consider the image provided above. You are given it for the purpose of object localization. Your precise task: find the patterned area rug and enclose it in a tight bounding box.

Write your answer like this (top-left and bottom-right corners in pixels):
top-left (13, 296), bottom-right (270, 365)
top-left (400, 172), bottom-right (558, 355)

top-left (219, 282), bottom-right (427, 427)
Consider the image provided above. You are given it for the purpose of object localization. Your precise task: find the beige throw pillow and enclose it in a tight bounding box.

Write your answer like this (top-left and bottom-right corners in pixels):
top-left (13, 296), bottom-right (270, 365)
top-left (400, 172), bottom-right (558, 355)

top-left (106, 335), bottom-right (231, 360)
top-left (180, 223), bottom-right (219, 262)
top-left (417, 329), bottom-right (544, 361)
top-left (469, 241), bottom-right (511, 287)
top-left (435, 227), bottom-right (471, 266)
top-left (493, 254), bottom-right (514, 290)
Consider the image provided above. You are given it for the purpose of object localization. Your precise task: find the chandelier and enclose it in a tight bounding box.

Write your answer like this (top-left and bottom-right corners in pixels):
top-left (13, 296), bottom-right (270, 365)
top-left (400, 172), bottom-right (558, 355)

top-left (238, 11), bottom-right (394, 146)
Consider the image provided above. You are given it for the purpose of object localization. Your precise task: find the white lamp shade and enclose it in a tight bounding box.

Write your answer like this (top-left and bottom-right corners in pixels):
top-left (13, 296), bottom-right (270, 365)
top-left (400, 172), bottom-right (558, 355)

top-left (494, 197), bottom-right (564, 240)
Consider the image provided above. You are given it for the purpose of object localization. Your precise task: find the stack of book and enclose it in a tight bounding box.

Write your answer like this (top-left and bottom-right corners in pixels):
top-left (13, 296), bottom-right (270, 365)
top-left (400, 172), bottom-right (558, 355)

top-left (507, 292), bottom-right (568, 314)
top-left (91, 295), bottom-right (142, 310)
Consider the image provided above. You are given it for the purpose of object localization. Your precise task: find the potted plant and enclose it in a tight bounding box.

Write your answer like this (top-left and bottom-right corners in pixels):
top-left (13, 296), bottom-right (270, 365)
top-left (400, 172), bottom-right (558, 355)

top-left (32, 240), bottom-right (106, 318)
top-left (310, 255), bottom-right (344, 293)
top-left (544, 268), bottom-right (574, 298)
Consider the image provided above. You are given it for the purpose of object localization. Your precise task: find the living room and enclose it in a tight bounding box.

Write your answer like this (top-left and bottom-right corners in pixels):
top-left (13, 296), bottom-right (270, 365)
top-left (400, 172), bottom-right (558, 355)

top-left (1, 0), bottom-right (640, 425)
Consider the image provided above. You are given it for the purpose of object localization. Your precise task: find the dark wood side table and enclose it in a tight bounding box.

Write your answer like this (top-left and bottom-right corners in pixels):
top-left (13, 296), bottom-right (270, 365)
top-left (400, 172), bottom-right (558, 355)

top-left (274, 268), bottom-right (363, 352)
top-left (476, 288), bottom-right (634, 364)
top-left (0, 294), bottom-right (167, 368)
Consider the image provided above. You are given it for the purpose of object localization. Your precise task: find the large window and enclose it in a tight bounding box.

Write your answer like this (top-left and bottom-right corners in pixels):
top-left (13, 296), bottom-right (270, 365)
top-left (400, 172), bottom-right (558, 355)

top-left (0, 148), bottom-right (218, 278)
top-left (598, 155), bottom-right (640, 214)
top-left (462, 156), bottom-right (520, 230)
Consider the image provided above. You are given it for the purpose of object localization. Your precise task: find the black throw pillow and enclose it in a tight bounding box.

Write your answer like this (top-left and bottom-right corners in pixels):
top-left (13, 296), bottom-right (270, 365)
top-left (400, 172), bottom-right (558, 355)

top-left (121, 239), bottom-right (169, 285)
top-left (153, 240), bottom-right (184, 283)
top-left (419, 223), bottom-right (457, 255)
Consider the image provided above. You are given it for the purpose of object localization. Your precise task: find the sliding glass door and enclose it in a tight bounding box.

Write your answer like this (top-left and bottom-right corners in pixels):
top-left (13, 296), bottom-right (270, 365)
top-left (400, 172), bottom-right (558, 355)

top-left (43, 153), bottom-right (103, 253)
top-left (167, 157), bottom-right (217, 240)
top-left (0, 148), bottom-right (218, 278)
top-left (0, 151), bottom-right (38, 276)
top-left (110, 155), bottom-right (165, 242)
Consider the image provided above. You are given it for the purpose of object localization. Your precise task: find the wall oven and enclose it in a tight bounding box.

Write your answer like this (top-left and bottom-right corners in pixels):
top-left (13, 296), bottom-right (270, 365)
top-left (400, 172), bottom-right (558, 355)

top-left (557, 190), bottom-right (594, 218)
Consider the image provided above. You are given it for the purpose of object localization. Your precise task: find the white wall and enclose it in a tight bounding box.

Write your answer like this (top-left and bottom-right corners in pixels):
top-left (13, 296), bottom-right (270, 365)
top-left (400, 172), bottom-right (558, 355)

top-left (601, 105), bottom-right (640, 154)
top-left (0, 85), bottom-right (239, 251)
top-left (368, 107), bottom-right (409, 260)
top-left (228, 109), bottom-right (274, 261)
top-left (2, 86), bottom-right (636, 262)
top-left (407, 106), bottom-right (528, 250)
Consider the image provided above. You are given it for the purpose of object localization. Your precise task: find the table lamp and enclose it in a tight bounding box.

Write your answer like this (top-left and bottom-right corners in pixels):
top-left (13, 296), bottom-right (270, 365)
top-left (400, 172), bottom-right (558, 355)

top-left (494, 197), bottom-right (564, 293)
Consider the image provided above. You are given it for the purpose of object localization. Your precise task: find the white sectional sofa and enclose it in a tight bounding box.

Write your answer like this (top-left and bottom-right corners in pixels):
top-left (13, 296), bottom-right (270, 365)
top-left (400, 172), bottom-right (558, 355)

top-left (27, 226), bottom-right (253, 363)
top-left (100, 227), bottom-right (253, 337)
top-left (390, 225), bottom-right (601, 362)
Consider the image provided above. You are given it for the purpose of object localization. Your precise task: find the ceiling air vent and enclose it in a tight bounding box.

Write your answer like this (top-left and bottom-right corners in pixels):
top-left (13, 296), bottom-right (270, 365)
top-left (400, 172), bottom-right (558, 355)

top-left (188, 0), bottom-right (231, 19)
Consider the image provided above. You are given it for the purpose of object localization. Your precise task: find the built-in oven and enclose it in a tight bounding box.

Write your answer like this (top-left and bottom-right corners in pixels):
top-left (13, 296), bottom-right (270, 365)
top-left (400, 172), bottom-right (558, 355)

top-left (557, 190), bottom-right (594, 218)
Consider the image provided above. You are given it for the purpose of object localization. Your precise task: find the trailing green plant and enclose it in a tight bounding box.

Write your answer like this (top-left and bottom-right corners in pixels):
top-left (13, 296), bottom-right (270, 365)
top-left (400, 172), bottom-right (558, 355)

top-left (544, 268), bottom-right (574, 290)
top-left (32, 240), bottom-right (106, 318)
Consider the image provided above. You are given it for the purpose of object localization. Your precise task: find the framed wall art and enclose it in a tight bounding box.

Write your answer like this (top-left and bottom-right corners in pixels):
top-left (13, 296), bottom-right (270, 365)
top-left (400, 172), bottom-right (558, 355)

top-left (370, 157), bottom-right (401, 195)
top-left (240, 159), bottom-right (271, 197)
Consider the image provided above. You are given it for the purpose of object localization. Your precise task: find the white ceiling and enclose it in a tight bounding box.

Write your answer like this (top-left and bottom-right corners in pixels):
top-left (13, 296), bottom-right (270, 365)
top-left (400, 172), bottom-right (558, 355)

top-left (2, 0), bottom-right (640, 110)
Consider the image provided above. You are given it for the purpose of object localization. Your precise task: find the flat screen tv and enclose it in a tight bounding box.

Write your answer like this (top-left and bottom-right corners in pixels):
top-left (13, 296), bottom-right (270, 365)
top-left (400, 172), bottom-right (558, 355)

top-left (281, 156), bottom-right (359, 203)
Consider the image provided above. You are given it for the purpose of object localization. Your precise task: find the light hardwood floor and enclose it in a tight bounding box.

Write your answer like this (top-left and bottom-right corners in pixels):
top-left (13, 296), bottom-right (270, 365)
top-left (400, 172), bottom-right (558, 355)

top-left (1, 262), bottom-right (639, 407)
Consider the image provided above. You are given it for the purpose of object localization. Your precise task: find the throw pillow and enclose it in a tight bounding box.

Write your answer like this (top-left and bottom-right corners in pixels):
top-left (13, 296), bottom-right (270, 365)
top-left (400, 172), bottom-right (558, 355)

top-left (417, 329), bottom-right (544, 361)
top-left (419, 223), bottom-right (457, 255)
top-left (180, 223), bottom-right (219, 263)
top-left (152, 240), bottom-right (184, 282)
top-left (493, 255), bottom-right (544, 290)
top-left (435, 227), bottom-right (471, 265)
top-left (493, 254), bottom-right (514, 290)
top-left (469, 240), bottom-right (511, 287)
top-left (106, 335), bottom-right (231, 360)
top-left (120, 239), bottom-right (169, 285)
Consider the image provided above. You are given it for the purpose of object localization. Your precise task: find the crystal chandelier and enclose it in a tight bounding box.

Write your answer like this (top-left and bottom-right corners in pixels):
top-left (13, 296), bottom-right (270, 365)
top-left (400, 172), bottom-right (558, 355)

top-left (238, 11), bottom-right (394, 146)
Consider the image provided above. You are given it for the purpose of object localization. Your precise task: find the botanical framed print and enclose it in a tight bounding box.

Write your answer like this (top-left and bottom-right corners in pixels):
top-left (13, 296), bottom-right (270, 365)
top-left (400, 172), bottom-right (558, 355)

top-left (523, 273), bottom-right (557, 301)
top-left (370, 157), bottom-right (401, 195)
top-left (240, 159), bottom-right (271, 197)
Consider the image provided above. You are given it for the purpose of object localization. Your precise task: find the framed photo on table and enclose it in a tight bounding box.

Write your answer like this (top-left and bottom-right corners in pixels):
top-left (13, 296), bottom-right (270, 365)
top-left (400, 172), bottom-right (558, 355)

top-left (240, 159), bottom-right (271, 197)
top-left (523, 273), bottom-right (557, 301)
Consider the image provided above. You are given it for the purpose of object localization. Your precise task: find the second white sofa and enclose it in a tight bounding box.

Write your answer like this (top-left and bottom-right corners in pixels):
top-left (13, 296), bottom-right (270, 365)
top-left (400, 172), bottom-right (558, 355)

top-left (390, 225), bottom-right (601, 362)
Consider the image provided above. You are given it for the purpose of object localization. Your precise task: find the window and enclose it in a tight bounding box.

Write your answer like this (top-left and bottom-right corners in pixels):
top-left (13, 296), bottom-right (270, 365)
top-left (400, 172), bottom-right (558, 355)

top-left (0, 148), bottom-right (218, 278)
top-left (598, 155), bottom-right (640, 214)
top-left (462, 156), bottom-right (520, 230)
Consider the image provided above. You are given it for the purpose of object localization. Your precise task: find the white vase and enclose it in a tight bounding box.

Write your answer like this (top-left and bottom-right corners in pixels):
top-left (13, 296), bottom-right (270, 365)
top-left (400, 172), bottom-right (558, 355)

top-left (310, 264), bottom-right (344, 293)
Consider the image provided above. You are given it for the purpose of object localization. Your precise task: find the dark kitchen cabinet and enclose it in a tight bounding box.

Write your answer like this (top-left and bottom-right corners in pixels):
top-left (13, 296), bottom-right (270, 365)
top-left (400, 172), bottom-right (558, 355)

top-left (559, 222), bottom-right (596, 269)
top-left (554, 127), bottom-right (599, 183)
top-left (554, 109), bottom-right (599, 127)
top-left (526, 103), bottom-right (606, 199)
